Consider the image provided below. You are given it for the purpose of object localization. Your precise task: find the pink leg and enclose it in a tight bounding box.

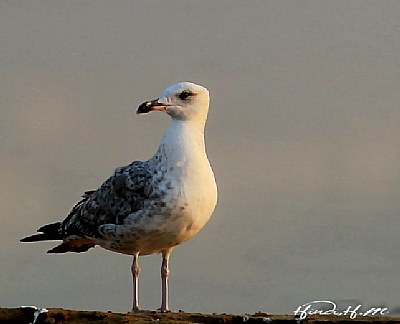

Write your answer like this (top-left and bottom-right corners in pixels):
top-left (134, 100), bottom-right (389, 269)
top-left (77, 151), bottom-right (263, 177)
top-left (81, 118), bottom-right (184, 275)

top-left (131, 252), bottom-right (141, 313)
top-left (159, 249), bottom-right (172, 312)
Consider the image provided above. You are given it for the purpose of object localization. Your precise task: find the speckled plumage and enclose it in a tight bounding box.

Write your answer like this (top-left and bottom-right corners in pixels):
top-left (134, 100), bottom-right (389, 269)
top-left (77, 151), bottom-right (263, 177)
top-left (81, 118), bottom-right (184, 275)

top-left (56, 160), bottom-right (153, 252)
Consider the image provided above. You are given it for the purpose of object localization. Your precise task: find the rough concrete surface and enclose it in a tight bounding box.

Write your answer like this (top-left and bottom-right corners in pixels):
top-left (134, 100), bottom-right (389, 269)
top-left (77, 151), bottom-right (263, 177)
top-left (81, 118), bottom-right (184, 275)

top-left (0, 307), bottom-right (399, 324)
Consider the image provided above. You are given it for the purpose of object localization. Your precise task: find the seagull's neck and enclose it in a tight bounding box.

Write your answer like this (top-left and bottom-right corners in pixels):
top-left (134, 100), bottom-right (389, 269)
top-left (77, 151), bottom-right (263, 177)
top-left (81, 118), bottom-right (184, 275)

top-left (152, 119), bottom-right (207, 169)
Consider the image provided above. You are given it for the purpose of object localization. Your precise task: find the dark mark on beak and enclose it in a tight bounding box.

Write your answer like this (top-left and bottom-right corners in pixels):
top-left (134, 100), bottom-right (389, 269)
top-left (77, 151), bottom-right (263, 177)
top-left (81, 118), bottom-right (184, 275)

top-left (137, 99), bottom-right (167, 114)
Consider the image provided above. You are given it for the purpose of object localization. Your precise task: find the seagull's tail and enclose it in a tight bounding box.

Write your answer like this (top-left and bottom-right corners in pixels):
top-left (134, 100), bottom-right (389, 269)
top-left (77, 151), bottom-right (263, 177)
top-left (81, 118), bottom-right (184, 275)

top-left (21, 222), bottom-right (95, 254)
top-left (20, 222), bottom-right (62, 242)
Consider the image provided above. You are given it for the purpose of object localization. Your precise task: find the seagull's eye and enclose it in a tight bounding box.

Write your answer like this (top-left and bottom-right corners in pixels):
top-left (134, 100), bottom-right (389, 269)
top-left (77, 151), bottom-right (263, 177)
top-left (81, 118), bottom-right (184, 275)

top-left (178, 91), bottom-right (191, 100)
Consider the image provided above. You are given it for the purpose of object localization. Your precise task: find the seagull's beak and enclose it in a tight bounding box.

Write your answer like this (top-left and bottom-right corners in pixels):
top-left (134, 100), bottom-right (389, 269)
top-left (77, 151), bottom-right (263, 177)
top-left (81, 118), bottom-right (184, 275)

top-left (137, 99), bottom-right (168, 114)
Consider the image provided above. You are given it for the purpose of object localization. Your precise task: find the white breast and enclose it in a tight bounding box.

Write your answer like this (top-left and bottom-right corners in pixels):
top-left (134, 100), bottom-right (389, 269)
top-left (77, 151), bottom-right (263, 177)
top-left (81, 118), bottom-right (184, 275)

top-left (151, 119), bottom-right (218, 245)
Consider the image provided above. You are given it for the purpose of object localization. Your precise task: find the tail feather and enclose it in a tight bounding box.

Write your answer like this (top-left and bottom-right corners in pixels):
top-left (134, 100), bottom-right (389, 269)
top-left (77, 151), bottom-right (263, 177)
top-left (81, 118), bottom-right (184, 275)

top-left (20, 222), bottom-right (62, 242)
top-left (47, 242), bottom-right (94, 253)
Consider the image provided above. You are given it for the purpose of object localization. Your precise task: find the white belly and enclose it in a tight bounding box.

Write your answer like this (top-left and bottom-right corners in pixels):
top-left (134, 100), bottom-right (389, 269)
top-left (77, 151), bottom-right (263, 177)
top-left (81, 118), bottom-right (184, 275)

top-left (138, 172), bottom-right (218, 255)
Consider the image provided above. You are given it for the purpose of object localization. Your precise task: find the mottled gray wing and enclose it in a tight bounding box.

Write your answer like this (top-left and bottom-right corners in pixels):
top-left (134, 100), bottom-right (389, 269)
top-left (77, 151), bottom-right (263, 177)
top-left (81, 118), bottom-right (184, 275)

top-left (61, 161), bottom-right (152, 240)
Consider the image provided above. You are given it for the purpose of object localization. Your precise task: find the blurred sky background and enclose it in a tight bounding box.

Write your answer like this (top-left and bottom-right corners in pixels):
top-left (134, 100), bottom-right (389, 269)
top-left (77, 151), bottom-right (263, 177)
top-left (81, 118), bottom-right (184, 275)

top-left (1, 0), bottom-right (400, 315)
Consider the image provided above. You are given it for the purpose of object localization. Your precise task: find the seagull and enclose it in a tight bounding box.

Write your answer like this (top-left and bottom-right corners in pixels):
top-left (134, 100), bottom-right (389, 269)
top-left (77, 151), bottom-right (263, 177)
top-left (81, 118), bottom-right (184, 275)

top-left (21, 82), bottom-right (218, 313)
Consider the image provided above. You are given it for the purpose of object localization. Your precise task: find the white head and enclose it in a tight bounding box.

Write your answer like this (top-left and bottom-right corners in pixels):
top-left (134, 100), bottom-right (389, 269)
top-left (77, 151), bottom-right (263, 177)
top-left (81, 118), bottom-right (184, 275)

top-left (137, 82), bottom-right (210, 123)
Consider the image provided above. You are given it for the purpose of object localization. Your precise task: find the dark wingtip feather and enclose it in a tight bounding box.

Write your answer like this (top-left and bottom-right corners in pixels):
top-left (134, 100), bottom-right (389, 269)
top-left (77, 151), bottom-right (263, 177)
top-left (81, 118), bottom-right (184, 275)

top-left (21, 222), bottom-right (62, 242)
top-left (20, 234), bottom-right (44, 242)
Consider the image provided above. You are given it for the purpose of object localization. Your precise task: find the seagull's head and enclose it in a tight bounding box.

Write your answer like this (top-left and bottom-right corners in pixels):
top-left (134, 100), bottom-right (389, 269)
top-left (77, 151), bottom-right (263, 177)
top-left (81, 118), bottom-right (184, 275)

top-left (137, 82), bottom-right (210, 122)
